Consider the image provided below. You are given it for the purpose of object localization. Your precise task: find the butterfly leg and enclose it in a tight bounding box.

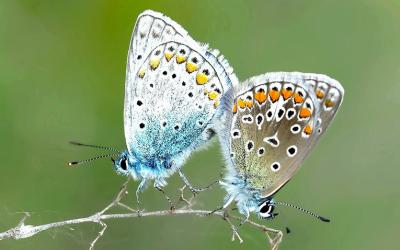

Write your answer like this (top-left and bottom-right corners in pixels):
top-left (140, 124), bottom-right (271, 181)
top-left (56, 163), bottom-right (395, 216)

top-left (178, 169), bottom-right (218, 195)
top-left (154, 184), bottom-right (175, 210)
top-left (208, 195), bottom-right (235, 216)
top-left (239, 209), bottom-right (250, 226)
top-left (135, 179), bottom-right (147, 215)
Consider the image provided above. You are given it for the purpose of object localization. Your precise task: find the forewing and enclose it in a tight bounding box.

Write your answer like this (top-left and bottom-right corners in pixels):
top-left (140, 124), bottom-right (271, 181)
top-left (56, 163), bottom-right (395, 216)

top-left (124, 11), bottom-right (237, 161)
top-left (228, 72), bottom-right (344, 197)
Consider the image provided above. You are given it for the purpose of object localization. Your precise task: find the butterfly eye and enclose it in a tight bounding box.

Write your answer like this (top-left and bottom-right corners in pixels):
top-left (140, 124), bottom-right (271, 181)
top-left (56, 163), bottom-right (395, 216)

top-left (120, 158), bottom-right (128, 171)
top-left (259, 201), bottom-right (275, 218)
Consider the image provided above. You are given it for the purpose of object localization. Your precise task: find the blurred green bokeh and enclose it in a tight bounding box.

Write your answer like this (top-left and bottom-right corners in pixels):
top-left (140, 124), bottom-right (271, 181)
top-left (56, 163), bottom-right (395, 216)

top-left (1, 0), bottom-right (399, 249)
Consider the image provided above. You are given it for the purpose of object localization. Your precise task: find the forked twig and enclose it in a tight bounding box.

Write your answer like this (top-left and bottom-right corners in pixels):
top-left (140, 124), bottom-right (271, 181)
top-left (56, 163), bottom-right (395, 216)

top-left (0, 179), bottom-right (283, 250)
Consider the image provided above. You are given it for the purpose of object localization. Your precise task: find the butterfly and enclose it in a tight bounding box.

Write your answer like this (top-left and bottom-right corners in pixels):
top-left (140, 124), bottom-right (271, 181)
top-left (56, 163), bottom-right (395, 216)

top-left (69, 10), bottom-right (238, 205)
top-left (218, 72), bottom-right (344, 222)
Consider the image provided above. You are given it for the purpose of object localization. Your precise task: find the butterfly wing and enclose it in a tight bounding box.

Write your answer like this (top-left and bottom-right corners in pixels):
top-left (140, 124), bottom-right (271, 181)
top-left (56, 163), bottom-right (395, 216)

top-left (124, 10), bottom-right (237, 163)
top-left (227, 72), bottom-right (344, 198)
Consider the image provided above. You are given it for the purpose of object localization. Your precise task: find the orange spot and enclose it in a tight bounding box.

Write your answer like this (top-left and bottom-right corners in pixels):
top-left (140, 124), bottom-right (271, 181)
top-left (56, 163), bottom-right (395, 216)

top-left (246, 100), bottom-right (253, 109)
top-left (254, 91), bottom-right (267, 104)
top-left (304, 124), bottom-right (313, 135)
top-left (214, 100), bottom-right (220, 108)
top-left (294, 93), bottom-right (304, 104)
top-left (237, 98), bottom-right (246, 109)
top-left (186, 62), bottom-right (198, 73)
top-left (196, 73), bottom-right (208, 85)
top-left (299, 107), bottom-right (312, 118)
top-left (165, 52), bottom-right (173, 61)
top-left (149, 58), bottom-right (160, 70)
top-left (208, 91), bottom-right (219, 100)
top-left (316, 90), bottom-right (325, 99)
top-left (138, 68), bottom-right (145, 78)
top-left (233, 104), bottom-right (238, 113)
top-left (325, 99), bottom-right (335, 107)
top-left (281, 89), bottom-right (293, 100)
top-left (269, 90), bottom-right (280, 103)
top-left (176, 55), bottom-right (186, 64)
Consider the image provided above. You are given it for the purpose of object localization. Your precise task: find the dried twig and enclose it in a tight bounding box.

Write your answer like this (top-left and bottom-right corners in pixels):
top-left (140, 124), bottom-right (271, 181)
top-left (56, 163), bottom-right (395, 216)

top-left (0, 179), bottom-right (283, 250)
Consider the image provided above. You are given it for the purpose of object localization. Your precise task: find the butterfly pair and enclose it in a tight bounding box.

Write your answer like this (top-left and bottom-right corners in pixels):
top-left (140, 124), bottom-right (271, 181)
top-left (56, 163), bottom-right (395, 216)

top-left (70, 10), bottom-right (344, 222)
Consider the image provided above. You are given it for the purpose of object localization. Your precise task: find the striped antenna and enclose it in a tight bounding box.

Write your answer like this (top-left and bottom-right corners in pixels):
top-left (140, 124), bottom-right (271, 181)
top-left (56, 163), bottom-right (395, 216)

top-left (275, 201), bottom-right (330, 223)
top-left (69, 141), bottom-right (120, 152)
top-left (67, 153), bottom-right (119, 166)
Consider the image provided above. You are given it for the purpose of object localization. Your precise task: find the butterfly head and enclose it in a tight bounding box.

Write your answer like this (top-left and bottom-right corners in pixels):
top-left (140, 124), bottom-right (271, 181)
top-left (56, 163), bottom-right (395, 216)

top-left (112, 150), bottom-right (136, 176)
top-left (258, 198), bottom-right (278, 219)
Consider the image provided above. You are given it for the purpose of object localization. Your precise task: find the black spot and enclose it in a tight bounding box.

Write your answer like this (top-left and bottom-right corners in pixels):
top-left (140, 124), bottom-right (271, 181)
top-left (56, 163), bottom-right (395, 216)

top-left (198, 105), bottom-right (202, 109)
top-left (211, 84), bottom-right (216, 88)
top-left (292, 125), bottom-right (299, 132)
top-left (139, 123), bottom-right (145, 129)
top-left (137, 55), bottom-right (142, 60)
top-left (298, 91), bottom-right (304, 97)
top-left (188, 92), bottom-right (193, 97)
top-left (306, 103), bottom-right (311, 108)
top-left (182, 81), bottom-right (186, 86)
top-left (272, 163), bottom-right (279, 170)
top-left (258, 148), bottom-right (265, 155)
top-left (149, 83), bottom-right (154, 88)
top-left (172, 73), bottom-right (176, 79)
top-left (268, 138), bottom-right (278, 146)
top-left (120, 159), bottom-right (127, 170)
top-left (246, 95), bottom-right (252, 101)
top-left (198, 121), bottom-right (203, 126)
top-left (258, 88), bottom-right (265, 93)
top-left (192, 57), bottom-right (198, 63)
top-left (179, 49), bottom-right (186, 54)
top-left (287, 110), bottom-right (295, 118)
top-left (286, 87), bottom-right (292, 91)
top-left (174, 125), bottom-right (180, 130)
top-left (155, 50), bottom-right (161, 56)
top-left (267, 111), bottom-right (273, 118)
top-left (203, 69), bottom-right (210, 75)
top-left (215, 88), bottom-right (221, 94)
top-left (137, 100), bottom-right (143, 106)
top-left (168, 46), bottom-right (174, 52)
top-left (256, 115), bottom-right (263, 125)
top-left (163, 71), bottom-right (167, 75)
top-left (162, 122), bottom-right (167, 127)
top-left (272, 87), bottom-right (278, 91)
top-left (233, 131), bottom-right (239, 137)
top-left (247, 141), bottom-right (254, 150)
top-left (243, 116), bottom-right (253, 122)
top-left (277, 109), bottom-right (285, 118)
top-left (230, 153), bottom-right (234, 158)
top-left (288, 146), bottom-right (296, 156)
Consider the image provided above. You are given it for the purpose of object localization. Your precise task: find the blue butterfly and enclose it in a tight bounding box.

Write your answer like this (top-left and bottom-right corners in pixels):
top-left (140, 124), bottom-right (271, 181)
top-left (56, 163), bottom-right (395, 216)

top-left (69, 10), bottom-right (237, 206)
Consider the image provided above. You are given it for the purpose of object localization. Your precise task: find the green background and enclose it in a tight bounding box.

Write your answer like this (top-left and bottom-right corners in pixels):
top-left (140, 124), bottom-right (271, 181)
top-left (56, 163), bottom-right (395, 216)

top-left (1, 0), bottom-right (399, 249)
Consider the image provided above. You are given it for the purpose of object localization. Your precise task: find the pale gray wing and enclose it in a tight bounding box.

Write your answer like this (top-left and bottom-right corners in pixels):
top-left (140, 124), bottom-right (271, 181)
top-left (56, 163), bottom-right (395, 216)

top-left (227, 72), bottom-right (344, 197)
top-left (123, 10), bottom-right (238, 161)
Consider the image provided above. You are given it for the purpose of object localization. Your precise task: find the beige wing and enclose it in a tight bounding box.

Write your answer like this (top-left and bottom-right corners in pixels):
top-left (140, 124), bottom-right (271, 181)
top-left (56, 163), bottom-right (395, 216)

top-left (229, 72), bottom-right (344, 197)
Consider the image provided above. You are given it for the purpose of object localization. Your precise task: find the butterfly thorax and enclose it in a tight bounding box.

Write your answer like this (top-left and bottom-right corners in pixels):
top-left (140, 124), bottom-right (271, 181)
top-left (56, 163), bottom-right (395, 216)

top-left (113, 150), bottom-right (178, 181)
top-left (222, 171), bottom-right (267, 215)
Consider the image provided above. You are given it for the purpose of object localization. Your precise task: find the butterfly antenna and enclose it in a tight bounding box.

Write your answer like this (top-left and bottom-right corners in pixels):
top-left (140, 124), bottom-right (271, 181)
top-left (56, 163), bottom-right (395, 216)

top-left (275, 201), bottom-right (330, 223)
top-left (67, 153), bottom-right (119, 166)
top-left (69, 141), bottom-right (120, 152)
